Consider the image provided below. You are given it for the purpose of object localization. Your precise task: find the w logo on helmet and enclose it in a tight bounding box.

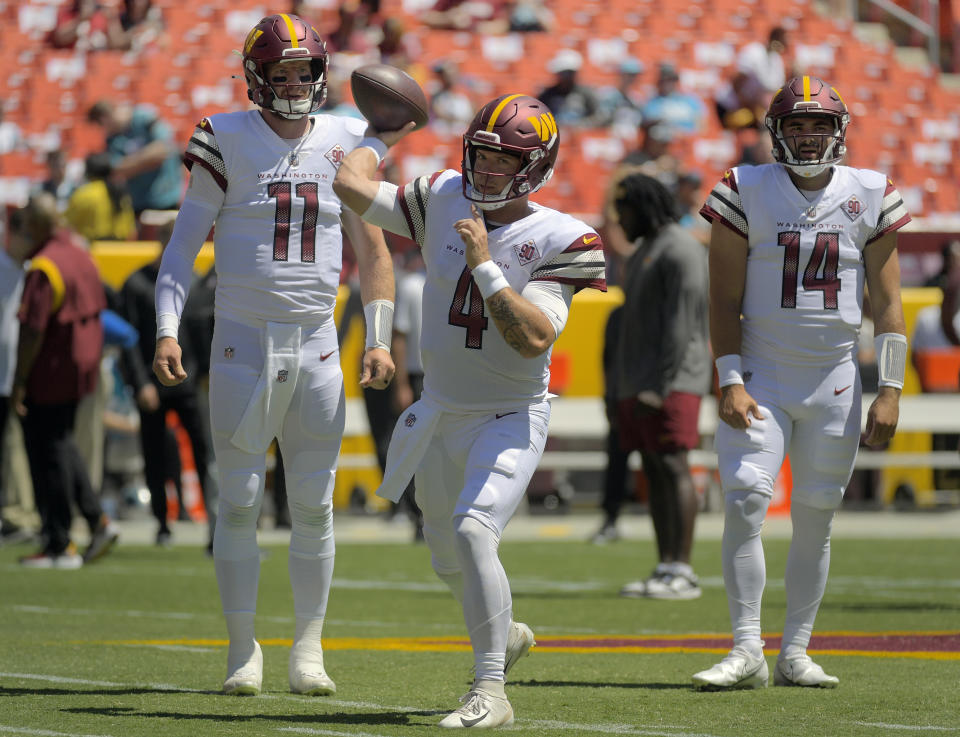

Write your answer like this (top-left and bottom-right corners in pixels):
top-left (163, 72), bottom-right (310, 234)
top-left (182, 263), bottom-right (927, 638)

top-left (527, 112), bottom-right (557, 143)
top-left (243, 28), bottom-right (263, 55)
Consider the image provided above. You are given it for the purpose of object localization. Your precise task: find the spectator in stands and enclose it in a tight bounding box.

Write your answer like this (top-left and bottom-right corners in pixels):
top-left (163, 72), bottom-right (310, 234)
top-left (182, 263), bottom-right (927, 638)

top-left (87, 99), bottom-right (183, 217)
top-left (65, 152), bottom-right (138, 242)
top-left (114, 0), bottom-right (167, 54)
top-left (612, 174), bottom-right (710, 600)
top-left (49, 0), bottom-right (124, 51)
top-left (622, 120), bottom-right (681, 188)
top-left (422, 0), bottom-right (506, 31)
top-left (0, 102), bottom-right (25, 155)
top-left (35, 150), bottom-right (76, 211)
top-left (714, 70), bottom-right (768, 132)
top-left (484, 0), bottom-right (554, 33)
top-left (11, 193), bottom-right (120, 568)
top-left (674, 170), bottom-right (709, 246)
top-left (537, 49), bottom-right (602, 127)
top-left (597, 56), bottom-right (647, 137)
top-left (640, 63), bottom-right (707, 138)
top-left (326, 0), bottom-right (379, 58)
top-left (378, 17), bottom-right (421, 71)
top-left (736, 26), bottom-right (791, 96)
top-left (119, 221), bottom-right (217, 550)
top-left (428, 60), bottom-right (475, 136)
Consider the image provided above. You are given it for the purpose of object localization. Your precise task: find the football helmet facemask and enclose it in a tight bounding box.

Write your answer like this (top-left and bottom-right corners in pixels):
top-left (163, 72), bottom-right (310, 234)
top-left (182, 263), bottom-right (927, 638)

top-left (765, 75), bottom-right (849, 178)
top-left (242, 13), bottom-right (328, 119)
top-left (462, 94), bottom-right (559, 210)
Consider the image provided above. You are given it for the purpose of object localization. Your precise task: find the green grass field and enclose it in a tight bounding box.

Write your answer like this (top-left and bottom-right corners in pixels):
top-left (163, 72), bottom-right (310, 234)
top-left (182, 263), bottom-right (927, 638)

top-left (1, 535), bottom-right (958, 737)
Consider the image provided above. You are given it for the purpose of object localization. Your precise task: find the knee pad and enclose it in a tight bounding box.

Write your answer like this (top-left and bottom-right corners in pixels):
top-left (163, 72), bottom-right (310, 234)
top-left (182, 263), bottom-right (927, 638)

top-left (724, 489), bottom-right (770, 537)
top-left (792, 485), bottom-right (843, 512)
top-left (452, 513), bottom-right (500, 560)
top-left (288, 499), bottom-right (335, 558)
top-left (423, 520), bottom-right (459, 576)
top-left (214, 499), bottom-right (260, 560)
top-left (720, 457), bottom-right (776, 497)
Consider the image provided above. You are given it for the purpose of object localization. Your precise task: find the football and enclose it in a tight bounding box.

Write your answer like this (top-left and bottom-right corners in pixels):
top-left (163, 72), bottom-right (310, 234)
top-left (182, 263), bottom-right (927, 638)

top-left (350, 64), bottom-right (429, 132)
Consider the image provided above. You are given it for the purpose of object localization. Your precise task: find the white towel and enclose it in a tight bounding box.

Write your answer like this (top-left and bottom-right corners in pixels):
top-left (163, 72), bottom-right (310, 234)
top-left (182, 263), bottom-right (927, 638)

top-left (376, 395), bottom-right (443, 502)
top-left (230, 322), bottom-right (302, 454)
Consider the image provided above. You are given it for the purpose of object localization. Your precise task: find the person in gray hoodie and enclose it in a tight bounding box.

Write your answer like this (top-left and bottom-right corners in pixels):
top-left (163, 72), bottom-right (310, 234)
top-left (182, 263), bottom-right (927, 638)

top-left (612, 172), bottom-right (711, 600)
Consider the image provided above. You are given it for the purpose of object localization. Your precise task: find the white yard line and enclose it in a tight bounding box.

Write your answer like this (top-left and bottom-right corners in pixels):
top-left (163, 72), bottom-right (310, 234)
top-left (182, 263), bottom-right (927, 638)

top-left (0, 726), bottom-right (117, 737)
top-left (852, 723), bottom-right (958, 732)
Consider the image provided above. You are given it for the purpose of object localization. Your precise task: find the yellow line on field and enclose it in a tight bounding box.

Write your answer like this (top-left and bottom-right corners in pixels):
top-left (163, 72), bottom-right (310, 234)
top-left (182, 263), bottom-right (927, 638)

top-left (80, 633), bottom-right (960, 660)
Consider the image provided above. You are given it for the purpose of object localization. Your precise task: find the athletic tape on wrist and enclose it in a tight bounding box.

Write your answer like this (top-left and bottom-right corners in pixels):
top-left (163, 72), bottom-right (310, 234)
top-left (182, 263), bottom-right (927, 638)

top-left (875, 332), bottom-right (907, 389)
top-left (471, 260), bottom-right (510, 299)
top-left (156, 312), bottom-right (178, 340)
top-left (715, 354), bottom-right (744, 387)
top-left (358, 137), bottom-right (388, 166)
top-left (364, 299), bottom-right (394, 351)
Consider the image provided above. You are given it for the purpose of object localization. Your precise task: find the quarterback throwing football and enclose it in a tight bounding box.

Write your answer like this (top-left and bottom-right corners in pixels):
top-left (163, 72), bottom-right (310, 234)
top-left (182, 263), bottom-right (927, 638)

top-left (335, 94), bottom-right (606, 727)
top-left (693, 76), bottom-right (909, 691)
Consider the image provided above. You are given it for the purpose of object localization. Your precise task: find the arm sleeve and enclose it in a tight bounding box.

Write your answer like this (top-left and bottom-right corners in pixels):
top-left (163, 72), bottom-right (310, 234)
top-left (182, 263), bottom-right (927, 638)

top-left (359, 181), bottom-right (413, 239)
top-left (521, 279), bottom-right (575, 339)
top-left (155, 166), bottom-right (221, 338)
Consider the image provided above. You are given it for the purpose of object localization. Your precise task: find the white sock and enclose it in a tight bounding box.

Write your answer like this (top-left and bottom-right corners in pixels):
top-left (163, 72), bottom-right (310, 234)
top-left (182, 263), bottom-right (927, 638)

top-left (722, 490), bottom-right (770, 651)
top-left (782, 502), bottom-right (835, 659)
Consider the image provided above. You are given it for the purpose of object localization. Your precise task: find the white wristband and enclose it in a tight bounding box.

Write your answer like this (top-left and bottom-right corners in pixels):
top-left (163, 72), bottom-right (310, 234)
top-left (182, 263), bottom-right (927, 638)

top-left (471, 260), bottom-right (510, 299)
top-left (358, 136), bottom-right (388, 166)
top-left (715, 354), bottom-right (744, 387)
top-left (156, 312), bottom-right (179, 340)
top-left (875, 332), bottom-right (907, 389)
top-left (364, 299), bottom-right (394, 351)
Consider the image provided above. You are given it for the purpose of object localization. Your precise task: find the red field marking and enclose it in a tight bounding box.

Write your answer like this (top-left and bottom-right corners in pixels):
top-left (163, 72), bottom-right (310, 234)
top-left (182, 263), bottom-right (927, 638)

top-left (95, 631), bottom-right (960, 660)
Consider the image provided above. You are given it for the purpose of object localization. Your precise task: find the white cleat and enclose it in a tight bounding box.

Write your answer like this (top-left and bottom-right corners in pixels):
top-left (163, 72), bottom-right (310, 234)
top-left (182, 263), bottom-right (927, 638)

top-left (438, 686), bottom-right (514, 729)
top-left (504, 622), bottom-right (535, 679)
top-left (774, 655), bottom-right (839, 688)
top-left (692, 646), bottom-right (769, 691)
top-left (223, 641), bottom-right (262, 696)
top-left (289, 641), bottom-right (336, 695)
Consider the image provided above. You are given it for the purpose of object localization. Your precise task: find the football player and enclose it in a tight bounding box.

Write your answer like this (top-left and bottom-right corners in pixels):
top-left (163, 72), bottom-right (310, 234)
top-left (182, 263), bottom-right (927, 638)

top-left (692, 76), bottom-right (909, 690)
top-left (152, 14), bottom-right (395, 697)
top-left (333, 95), bottom-right (606, 727)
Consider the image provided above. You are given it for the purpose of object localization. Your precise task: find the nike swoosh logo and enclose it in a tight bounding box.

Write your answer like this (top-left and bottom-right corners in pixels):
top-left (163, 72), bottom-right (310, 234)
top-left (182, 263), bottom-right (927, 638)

top-left (834, 385), bottom-right (851, 395)
top-left (583, 235), bottom-right (598, 244)
top-left (460, 712), bottom-right (490, 728)
top-left (320, 350), bottom-right (336, 361)
top-left (495, 412), bottom-right (518, 419)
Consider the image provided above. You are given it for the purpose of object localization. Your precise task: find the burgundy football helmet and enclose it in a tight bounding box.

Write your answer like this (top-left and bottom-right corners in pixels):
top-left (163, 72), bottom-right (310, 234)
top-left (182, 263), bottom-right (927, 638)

top-left (242, 14), bottom-right (328, 119)
top-left (765, 75), bottom-right (849, 177)
top-left (462, 94), bottom-right (559, 210)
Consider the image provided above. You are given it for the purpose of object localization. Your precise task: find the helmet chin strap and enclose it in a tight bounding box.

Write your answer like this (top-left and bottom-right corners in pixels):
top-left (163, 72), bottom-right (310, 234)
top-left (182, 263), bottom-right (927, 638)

top-left (779, 134), bottom-right (838, 178)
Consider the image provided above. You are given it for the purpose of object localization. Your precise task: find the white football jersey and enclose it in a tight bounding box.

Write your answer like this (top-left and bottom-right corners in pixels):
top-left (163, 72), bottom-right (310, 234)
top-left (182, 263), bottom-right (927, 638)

top-left (702, 164), bottom-right (910, 364)
top-left (396, 170), bottom-right (606, 411)
top-left (184, 111), bottom-right (367, 324)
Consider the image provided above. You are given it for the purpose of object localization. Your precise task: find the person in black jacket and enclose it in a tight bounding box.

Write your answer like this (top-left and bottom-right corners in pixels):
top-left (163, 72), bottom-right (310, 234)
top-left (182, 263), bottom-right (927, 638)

top-left (119, 221), bottom-right (217, 548)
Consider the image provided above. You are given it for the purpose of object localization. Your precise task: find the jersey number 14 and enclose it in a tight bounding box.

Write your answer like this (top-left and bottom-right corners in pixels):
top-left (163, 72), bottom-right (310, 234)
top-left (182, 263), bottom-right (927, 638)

top-left (779, 231), bottom-right (840, 310)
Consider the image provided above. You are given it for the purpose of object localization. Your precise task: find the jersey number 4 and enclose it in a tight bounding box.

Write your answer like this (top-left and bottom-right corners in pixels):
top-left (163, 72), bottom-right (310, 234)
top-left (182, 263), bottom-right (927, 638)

top-left (779, 231), bottom-right (840, 310)
top-left (269, 181), bottom-right (319, 262)
top-left (449, 266), bottom-right (489, 349)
